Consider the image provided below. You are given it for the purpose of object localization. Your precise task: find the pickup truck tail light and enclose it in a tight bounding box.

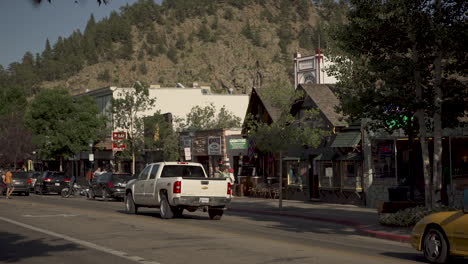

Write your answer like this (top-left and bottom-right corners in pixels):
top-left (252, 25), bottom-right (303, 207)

top-left (227, 182), bottom-right (232, 195)
top-left (173, 181), bottom-right (182, 193)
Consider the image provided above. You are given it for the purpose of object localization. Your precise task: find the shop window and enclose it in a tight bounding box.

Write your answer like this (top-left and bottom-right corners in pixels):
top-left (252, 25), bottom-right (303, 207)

top-left (345, 162), bottom-right (355, 177)
top-left (372, 140), bottom-right (396, 178)
top-left (287, 161), bottom-right (307, 185)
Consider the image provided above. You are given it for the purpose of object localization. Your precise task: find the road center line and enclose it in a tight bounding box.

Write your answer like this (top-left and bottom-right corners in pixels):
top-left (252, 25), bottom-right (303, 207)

top-left (0, 216), bottom-right (161, 264)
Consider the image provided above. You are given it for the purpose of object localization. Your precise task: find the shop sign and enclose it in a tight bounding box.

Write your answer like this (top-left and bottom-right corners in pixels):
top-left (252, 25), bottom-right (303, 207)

top-left (228, 138), bottom-right (247, 150)
top-left (184, 147), bottom-right (191, 161)
top-left (113, 142), bottom-right (126, 152)
top-left (112, 131), bottom-right (127, 140)
top-left (208, 136), bottom-right (221, 155)
top-left (180, 136), bottom-right (191, 148)
top-left (325, 167), bottom-right (333, 178)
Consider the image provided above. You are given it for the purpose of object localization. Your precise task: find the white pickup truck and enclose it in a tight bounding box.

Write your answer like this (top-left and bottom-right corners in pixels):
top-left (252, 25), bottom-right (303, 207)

top-left (124, 162), bottom-right (232, 220)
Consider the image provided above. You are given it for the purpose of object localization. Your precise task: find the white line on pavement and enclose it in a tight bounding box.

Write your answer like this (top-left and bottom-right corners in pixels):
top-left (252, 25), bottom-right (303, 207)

top-left (23, 214), bottom-right (78, 217)
top-left (0, 216), bottom-right (161, 264)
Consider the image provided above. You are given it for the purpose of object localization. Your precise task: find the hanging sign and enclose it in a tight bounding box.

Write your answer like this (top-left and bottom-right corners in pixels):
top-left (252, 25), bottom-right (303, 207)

top-left (228, 138), bottom-right (247, 150)
top-left (208, 136), bottom-right (221, 155)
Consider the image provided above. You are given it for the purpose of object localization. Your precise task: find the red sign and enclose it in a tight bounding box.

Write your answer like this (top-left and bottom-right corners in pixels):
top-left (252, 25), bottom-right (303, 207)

top-left (112, 142), bottom-right (126, 151)
top-left (112, 131), bottom-right (127, 141)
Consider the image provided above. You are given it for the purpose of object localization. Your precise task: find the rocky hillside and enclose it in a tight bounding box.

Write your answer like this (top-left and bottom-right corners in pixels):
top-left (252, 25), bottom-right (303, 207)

top-left (37, 0), bottom-right (348, 95)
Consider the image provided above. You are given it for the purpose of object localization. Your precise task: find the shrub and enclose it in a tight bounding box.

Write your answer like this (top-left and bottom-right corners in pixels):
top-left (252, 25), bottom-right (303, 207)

top-left (379, 206), bottom-right (458, 227)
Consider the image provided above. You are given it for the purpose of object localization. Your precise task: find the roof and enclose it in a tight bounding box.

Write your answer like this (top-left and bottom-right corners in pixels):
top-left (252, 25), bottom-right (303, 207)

top-left (253, 87), bottom-right (282, 122)
top-left (298, 84), bottom-right (347, 127)
top-left (336, 152), bottom-right (363, 161)
top-left (331, 131), bottom-right (361, 148)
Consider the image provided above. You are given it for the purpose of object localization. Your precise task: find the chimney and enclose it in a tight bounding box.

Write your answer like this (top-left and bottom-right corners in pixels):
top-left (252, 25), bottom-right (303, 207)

top-left (192, 82), bottom-right (199, 88)
top-left (228, 88), bottom-right (234, 94)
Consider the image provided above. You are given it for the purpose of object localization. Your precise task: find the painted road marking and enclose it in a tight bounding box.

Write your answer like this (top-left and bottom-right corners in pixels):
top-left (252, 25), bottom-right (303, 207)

top-left (23, 214), bottom-right (77, 217)
top-left (0, 216), bottom-right (161, 264)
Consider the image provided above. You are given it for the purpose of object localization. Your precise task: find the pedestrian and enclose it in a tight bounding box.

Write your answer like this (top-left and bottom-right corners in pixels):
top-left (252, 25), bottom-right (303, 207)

top-left (86, 169), bottom-right (93, 186)
top-left (93, 167), bottom-right (102, 178)
top-left (4, 169), bottom-right (14, 199)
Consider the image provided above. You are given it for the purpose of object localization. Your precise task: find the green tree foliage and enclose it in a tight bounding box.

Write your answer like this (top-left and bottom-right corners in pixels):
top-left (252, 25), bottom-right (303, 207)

top-left (176, 103), bottom-right (241, 131)
top-left (111, 82), bottom-right (156, 174)
top-left (197, 23), bottom-right (211, 42)
top-left (97, 69), bottom-right (111, 82)
top-left (139, 62), bottom-right (148, 75)
top-left (167, 47), bottom-right (178, 64)
top-left (328, 0), bottom-right (467, 208)
top-left (0, 112), bottom-right (35, 168)
top-left (144, 113), bottom-right (180, 161)
top-left (26, 88), bottom-right (104, 167)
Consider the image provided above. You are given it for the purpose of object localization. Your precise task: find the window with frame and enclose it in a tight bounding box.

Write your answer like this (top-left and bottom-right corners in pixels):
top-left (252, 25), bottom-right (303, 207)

top-left (138, 166), bottom-right (151, 180)
top-left (149, 165), bottom-right (159, 179)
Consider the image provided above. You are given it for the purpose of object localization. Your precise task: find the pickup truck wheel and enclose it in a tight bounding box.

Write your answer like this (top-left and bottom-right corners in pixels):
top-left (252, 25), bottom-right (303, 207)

top-left (208, 208), bottom-right (224, 220)
top-left (171, 207), bottom-right (184, 218)
top-left (125, 193), bottom-right (138, 214)
top-left (160, 195), bottom-right (174, 219)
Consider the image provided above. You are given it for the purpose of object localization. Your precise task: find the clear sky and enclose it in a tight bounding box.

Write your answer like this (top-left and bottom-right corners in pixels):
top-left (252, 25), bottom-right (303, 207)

top-left (0, 0), bottom-right (144, 68)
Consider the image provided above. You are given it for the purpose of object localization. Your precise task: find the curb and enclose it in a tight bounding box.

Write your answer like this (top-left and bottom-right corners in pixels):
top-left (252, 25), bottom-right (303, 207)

top-left (229, 208), bottom-right (411, 243)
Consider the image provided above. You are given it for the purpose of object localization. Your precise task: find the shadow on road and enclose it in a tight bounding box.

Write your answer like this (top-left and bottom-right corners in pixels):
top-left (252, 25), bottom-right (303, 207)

top-left (0, 231), bottom-right (81, 263)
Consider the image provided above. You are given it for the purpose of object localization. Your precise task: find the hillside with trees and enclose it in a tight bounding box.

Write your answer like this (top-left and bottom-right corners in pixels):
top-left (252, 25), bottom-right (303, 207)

top-left (2, 0), bottom-right (348, 96)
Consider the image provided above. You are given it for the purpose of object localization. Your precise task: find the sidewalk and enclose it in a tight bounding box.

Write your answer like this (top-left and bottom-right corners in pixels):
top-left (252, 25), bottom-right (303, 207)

top-left (228, 196), bottom-right (412, 243)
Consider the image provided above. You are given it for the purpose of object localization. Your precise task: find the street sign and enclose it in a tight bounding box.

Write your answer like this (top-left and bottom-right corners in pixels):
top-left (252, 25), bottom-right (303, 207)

top-left (113, 142), bottom-right (126, 152)
top-left (112, 131), bottom-right (127, 140)
top-left (184, 147), bottom-right (191, 161)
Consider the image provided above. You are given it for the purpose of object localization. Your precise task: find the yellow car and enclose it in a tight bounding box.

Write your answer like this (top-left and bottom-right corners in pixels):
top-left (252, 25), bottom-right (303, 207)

top-left (411, 192), bottom-right (468, 263)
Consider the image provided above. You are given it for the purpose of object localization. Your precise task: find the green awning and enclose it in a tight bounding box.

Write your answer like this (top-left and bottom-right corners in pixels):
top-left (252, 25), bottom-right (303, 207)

top-left (331, 131), bottom-right (361, 148)
top-left (336, 152), bottom-right (363, 161)
top-left (314, 152), bottom-right (336, 161)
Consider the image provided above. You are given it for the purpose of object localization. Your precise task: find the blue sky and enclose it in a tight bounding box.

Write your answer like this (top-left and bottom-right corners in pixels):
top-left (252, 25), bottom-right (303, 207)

top-left (0, 0), bottom-right (147, 68)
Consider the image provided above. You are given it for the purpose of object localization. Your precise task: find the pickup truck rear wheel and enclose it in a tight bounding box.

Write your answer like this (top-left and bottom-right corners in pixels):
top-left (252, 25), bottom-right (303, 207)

top-left (208, 208), bottom-right (224, 220)
top-left (125, 193), bottom-right (138, 214)
top-left (160, 195), bottom-right (174, 219)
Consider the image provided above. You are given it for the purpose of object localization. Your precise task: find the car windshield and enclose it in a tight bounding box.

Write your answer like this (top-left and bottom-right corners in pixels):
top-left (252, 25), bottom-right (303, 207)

top-left (13, 172), bottom-right (29, 179)
top-left (161, 165), bottom-right (205, 178)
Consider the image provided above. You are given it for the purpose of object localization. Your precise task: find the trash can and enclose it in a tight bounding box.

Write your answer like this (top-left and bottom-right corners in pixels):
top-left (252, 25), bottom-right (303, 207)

top-left (388, 186), bottom-right (409, 202)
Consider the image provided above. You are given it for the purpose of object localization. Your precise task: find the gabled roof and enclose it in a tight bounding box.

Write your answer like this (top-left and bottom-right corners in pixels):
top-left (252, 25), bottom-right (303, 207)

top-left (253, 87), bottom-right (283, 122)
top-left (298, 84), bottom-right (347, 127)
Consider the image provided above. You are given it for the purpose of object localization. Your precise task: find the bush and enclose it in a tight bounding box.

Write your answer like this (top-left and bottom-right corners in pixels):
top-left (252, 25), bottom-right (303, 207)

top-left (379, 206), bottom-right (458, 227)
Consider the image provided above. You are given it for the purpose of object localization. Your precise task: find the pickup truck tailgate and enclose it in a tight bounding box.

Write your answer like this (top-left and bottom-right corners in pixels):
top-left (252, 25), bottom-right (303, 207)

top-left (182, 178), bottom-right (228, 197)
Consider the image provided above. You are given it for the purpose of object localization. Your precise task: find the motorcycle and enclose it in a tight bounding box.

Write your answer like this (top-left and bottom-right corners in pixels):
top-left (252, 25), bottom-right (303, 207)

top-left (61, 183), bottom-right (83, 198)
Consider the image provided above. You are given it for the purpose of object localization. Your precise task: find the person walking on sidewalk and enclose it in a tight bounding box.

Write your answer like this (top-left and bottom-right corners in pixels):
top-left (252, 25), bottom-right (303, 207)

top-left (4, 169), bottom-right (14, 199)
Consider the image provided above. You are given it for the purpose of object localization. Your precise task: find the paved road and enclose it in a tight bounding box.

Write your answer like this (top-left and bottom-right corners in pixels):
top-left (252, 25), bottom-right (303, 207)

top-left (0, 194), bottom-right (439, 264)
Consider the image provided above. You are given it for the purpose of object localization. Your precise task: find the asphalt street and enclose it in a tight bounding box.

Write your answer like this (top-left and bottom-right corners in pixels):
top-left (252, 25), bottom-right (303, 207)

top-left (0, 193), bottom-right (445, 264)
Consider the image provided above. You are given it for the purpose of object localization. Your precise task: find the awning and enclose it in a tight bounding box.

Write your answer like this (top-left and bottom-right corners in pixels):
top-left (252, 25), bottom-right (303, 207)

top-left (283, 156), bottom-right (301, 161)
top-left (314, 151), bottom-right (336, 161)
top-left (336, 152), bottom-right (363, 161)
top-left (331, 131), bottom-right (361, 148)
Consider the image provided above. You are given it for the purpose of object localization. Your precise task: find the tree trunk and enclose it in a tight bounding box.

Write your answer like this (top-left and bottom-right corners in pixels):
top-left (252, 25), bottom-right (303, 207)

top-left (432, 0), bottom-right (443, 208)
top-left (412, 33), bottom-right (432, 209)
top-left (279, 151), bottom-right (283, 210)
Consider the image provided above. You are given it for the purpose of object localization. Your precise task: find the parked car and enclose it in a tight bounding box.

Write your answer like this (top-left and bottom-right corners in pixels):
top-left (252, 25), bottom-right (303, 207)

top-left (11, 171), bottom-right (32, 196)
top-left (411, 190), bottom-right (468, 263)
top-left (88, 172), bottom-right (133, 201)
top-left (29, 171), bottom-right (42, 191)
top-left (34, 171), bottom-right (69, 195)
